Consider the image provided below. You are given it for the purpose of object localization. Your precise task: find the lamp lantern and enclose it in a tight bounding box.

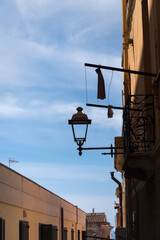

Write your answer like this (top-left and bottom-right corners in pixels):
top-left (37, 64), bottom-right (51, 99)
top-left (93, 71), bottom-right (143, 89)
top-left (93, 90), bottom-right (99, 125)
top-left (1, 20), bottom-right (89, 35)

top-left (68, 107), bottom-right (91, 155)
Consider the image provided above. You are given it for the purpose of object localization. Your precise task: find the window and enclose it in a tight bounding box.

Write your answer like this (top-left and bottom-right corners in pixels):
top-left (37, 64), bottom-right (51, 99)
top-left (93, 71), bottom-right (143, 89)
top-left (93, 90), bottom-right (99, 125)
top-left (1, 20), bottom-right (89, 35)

top-left (78, 230), bottom-right (80, 240)
top-left (71, 229), bottom-right (74, 240)
top-left (19, 221), bottom-right (29, 240)
top-left (61, 208), bottom-right (64, 240)
top-left (39, 224), bottom-right (58, 240)
top-left (82, 231), bottom-right (86, 240)
top-left (0, 218), bottom-right (5, 240)
top-left (63, 228), bottom-right (67, 240)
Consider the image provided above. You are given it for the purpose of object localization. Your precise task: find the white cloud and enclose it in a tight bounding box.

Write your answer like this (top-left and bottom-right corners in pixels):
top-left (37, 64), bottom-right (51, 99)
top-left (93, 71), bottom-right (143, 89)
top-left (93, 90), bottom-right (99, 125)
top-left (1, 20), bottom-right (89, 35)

top-left (0, 0), bottom-right (122, 91)
top-left (0, 34), bottom-right (122, 90)
top-left (0, 1), bottom-right (122, 230)
top-left (0, 94), bottom-right (80, 120)
top-left (88, 108), bottom-right (122, 130)
top-left (16, 0), bottom-right (121, 21)
top-left (0, 36), bottom-right (120, 65)
top-left (0, 96), bottom-right (24, 117)
top-left (0, 94), bottom-right (122, 131)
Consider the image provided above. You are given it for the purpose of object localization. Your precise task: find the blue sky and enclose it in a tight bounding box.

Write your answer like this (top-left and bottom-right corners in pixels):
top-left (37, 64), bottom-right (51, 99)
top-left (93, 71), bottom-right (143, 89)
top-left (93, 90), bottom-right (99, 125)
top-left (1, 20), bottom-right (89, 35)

top-left (0, 0), bottom-right (123, 228)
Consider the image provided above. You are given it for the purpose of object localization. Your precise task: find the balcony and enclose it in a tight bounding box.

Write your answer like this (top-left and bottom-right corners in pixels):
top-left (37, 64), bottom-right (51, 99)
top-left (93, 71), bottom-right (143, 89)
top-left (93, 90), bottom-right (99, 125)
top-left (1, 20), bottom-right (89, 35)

top-left (123, 94), bottom-right (155, 179)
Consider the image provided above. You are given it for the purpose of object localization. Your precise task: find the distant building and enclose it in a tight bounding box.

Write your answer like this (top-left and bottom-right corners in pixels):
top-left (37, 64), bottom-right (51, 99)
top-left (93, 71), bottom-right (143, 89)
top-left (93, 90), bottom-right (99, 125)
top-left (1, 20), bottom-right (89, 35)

top-left (0, 163), bottom-right (86, 240)
top-left (86, 209), bottom-right (113, 239)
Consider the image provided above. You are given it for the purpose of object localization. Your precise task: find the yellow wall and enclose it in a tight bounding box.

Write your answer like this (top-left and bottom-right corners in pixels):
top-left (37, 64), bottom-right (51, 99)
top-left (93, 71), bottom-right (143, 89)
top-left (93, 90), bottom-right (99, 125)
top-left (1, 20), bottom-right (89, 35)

top-left (120, 0), bottom-right (160, 239)
top-left (0, 163), bottom-right (86, 240)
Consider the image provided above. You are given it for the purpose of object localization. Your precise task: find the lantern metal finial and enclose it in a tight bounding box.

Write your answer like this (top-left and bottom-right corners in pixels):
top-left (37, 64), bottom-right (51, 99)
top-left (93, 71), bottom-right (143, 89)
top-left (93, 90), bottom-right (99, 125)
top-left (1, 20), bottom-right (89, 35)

top-left (77, 107), bottom-right (83, 112)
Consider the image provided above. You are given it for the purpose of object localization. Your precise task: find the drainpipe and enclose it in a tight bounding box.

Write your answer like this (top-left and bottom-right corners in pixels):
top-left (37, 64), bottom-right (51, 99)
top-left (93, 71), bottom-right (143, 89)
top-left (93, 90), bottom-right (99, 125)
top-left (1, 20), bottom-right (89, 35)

top-left (75, 206), bottom-right (78, 240)
top-left (110, 172), bottom-right (123, 227)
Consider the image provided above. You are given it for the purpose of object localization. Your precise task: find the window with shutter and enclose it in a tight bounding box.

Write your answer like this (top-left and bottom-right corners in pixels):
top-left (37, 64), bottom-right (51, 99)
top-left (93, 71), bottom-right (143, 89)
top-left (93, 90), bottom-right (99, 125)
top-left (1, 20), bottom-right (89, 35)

top-left (63, 228), bottom-right (67, 240)
top-left (71, 229), bottom-right (74, 240)
top-left (82, 231), bottom-right (86, 240)
top-left (0, 218), bottom-right (5, 240)
top-left (78, 230), bottom-right (80, 240)
top-left (19, 221), bottom-right (29, 240)
top-left (52, 225), bottom-right (58, 240)
top-left (39, 224), bottom-right (58, 240)
top-left (42, 225), bottom-right (53, 240)
top-left (61, 208), bottom-right (64, 240)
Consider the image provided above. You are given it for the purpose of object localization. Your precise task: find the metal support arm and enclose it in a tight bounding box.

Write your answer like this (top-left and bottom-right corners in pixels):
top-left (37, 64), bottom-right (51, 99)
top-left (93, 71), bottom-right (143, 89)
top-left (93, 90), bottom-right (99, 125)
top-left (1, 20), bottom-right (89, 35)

top-left (86, 103), bottom-right (141, 111)
top-left (85, 63), bottom-right (156, 77)
top-left (77, 143), bottom-right (124, 156)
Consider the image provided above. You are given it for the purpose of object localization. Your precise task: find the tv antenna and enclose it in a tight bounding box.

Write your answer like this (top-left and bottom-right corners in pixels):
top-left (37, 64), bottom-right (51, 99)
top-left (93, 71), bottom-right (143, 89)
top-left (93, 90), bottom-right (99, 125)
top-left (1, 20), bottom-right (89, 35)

top-left (9, 158), bottom-right (19, 168)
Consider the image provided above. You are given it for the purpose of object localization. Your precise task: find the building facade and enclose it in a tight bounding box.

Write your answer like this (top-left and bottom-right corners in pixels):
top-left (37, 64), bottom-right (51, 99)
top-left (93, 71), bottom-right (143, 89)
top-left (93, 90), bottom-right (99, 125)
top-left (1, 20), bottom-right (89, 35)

top-left (0, 163), bottom-right (86, 240)
top-left (86, 209), bottom-right (113, 239)
top-left (114, 0), bottom-right (160, 239)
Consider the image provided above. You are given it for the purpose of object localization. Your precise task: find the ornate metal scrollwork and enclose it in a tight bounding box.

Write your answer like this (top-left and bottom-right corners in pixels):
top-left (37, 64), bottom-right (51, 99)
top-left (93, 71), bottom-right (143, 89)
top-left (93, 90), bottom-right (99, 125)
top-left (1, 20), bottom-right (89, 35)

top-left (123, 94), bottom-right (155, 155)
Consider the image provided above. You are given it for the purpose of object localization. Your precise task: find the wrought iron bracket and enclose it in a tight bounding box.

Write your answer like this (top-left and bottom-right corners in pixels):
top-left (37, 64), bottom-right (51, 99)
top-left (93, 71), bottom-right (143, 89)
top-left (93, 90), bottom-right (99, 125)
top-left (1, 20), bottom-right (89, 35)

top-left (77, 143), bottom-right (124, 157)
top-left (123, 94), bottom-right (155, 155)
top-left (85, 63), bottom-right (156, 77)
top-left (86, 103), bottom-right (141, 111)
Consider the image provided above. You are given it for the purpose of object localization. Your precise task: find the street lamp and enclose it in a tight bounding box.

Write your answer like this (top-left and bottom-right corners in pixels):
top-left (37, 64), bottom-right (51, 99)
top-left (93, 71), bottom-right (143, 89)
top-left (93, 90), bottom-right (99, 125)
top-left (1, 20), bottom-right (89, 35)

top-left (68, 107), bottom-right (124, 156)
top-left (68, 107), bottom-right (91, 156)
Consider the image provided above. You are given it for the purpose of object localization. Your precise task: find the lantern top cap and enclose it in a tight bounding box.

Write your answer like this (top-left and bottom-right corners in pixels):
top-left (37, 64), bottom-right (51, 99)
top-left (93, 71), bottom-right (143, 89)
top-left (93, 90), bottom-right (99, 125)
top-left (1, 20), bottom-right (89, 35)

top-left (69, 106), bottom-right (91, 124)
top-left (72, 107), bottom-right (88, 121)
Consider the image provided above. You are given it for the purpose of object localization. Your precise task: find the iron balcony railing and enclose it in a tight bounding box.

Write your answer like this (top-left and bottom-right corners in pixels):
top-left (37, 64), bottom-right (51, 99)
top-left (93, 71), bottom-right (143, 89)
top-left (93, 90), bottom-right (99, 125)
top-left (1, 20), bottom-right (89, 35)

top-left (123, 94), bottom-right (155, 156)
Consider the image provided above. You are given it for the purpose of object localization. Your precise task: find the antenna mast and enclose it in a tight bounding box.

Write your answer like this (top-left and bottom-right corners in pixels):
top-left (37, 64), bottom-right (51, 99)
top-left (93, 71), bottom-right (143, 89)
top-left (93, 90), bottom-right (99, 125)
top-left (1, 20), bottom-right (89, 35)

top-left (9, 158), bottom-right (19, 168)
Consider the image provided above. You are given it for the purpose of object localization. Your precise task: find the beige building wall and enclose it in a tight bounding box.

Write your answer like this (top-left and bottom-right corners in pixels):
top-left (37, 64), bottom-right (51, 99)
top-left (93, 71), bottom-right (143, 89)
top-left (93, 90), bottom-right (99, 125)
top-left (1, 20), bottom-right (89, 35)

top-left (127, 0), bottom-right (144, 95)
top-left (0, 163), bottom-right (86, 240)
top-left (119, 0), bottom-right (160, 239)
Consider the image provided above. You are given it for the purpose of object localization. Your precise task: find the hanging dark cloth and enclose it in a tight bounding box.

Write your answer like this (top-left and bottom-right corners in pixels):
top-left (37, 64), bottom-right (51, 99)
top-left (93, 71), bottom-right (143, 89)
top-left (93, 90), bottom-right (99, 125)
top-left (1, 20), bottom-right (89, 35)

top-left (95, 68), bottom-right (106, 100)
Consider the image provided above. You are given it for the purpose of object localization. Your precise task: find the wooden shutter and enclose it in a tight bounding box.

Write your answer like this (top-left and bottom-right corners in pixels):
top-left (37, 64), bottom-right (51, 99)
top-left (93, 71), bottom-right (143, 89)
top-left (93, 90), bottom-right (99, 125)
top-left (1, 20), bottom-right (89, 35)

top-left (61, 208), bottom-right (64, 240)
top-left (52, 226), bottom-right (58, 240)
top-left (19, 221), bottom-right (29, 240)
top-left (42, 225), bottom-right (52, 240)
top-left (82, 231), bottom-right (86, 240)
top-left (0, 218), bottom-right (5, 240)
top-left (71, 229), bottom-right (74, 240)
top-left (39, 224), bottom-right (42, 240)
top-left (78, 230), bottom-right (80, 240)
top-left (39, 224), bottom-right (58, 240)
top-left (63, 228), bottom-right (67, 240)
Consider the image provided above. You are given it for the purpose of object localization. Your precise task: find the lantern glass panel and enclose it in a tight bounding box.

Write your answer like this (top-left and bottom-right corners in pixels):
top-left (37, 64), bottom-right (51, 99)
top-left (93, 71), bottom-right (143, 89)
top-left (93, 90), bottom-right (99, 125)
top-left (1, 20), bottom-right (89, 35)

top-left (73, 124), bottom-right (88, 142)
